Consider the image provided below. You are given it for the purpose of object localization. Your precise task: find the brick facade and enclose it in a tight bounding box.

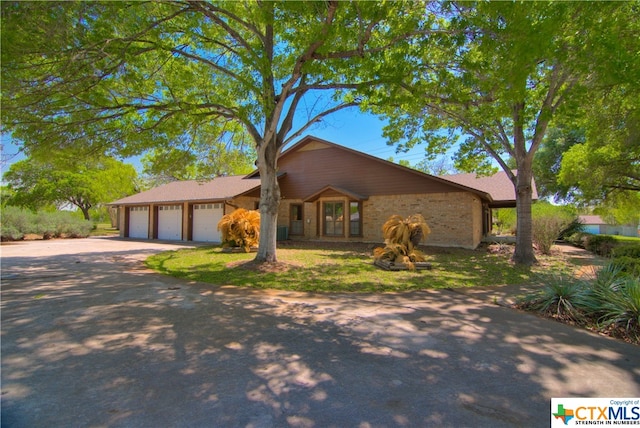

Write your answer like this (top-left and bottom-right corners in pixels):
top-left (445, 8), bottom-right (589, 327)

top-left (276, 191), bottom-right (484, 249)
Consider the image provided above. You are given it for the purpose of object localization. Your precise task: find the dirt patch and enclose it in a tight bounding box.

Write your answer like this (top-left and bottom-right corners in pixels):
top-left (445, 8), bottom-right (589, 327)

top-left (226, 259), bottom-right (303, 273)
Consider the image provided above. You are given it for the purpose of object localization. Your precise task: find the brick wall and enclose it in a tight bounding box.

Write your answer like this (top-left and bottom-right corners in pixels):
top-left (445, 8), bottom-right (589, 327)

top-left (271, 191), bottom-right (483, 248)
top-left (364, 192), bottom-right (482, 248)
top-left (226, 196), bottom-right (259, 212)
top-left (277, 199), bottom-right (317, 239)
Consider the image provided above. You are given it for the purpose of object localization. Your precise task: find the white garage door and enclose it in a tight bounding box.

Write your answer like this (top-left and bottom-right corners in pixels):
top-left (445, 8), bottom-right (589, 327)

top-left (158, 205), bottom-right (183, 240)
top-left (129, 206), bottom-right (149, 239)
top-left (192, 203), bottom-right (224, 242)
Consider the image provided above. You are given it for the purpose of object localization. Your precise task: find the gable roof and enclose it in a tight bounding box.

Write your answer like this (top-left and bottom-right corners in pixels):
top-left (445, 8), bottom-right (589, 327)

top-left (440, 171), bottom-right (538, 207)
top-left (270, 135), bottom-right (495, 202)
top-left (109, 176), bottom-right (260, 205)
top-left (303, 185), bottom-right (369, 202)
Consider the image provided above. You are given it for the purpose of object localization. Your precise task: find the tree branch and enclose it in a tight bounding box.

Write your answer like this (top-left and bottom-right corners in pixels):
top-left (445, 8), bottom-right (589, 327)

top-left (284, 101), bottom-right (359, 145)
top-left (185, 1), bottom-right (262, 62)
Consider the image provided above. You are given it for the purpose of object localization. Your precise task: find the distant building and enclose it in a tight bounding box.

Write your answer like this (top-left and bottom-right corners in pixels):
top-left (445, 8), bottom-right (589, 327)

top-left (578, 215), bottom-right (639, 238)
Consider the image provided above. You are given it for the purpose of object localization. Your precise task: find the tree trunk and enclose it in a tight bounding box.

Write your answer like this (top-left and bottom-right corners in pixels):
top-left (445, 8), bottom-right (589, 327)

top-left (512, 169), bottom-right (537, 266)
top-left (80, 206), bottom-right (91, 221)
top-left (254, 139), bottom-right (281, 263)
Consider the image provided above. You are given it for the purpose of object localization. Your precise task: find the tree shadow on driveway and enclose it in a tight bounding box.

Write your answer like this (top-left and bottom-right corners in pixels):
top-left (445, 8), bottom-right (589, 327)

top-left (1, 238), bottom-right (638, 427)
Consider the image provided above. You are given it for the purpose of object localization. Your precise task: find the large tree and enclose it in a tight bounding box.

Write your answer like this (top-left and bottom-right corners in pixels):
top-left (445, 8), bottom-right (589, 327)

top-left (374, 1), bottom-right (639, 265)
top-left (3, 156), bottom-right (138, 220)
top-left (558, 89), bottom-right (640, 204)
top-left (1, 1), bottom-right (433, 262)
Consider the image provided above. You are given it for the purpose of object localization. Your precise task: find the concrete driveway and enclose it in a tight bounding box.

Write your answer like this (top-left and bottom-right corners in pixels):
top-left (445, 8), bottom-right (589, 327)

top-left (1, 238), bottom-right (638, 427)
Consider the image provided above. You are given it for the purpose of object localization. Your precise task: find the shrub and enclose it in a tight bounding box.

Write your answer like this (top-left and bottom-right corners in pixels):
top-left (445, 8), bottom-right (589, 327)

top-left (565, 232), bottom-right (591, 248)
top-left (612, 245), bottom-right (640, 259)
top-left (520, 262), bottom-right (640, 343)
top-left (34, 210), bottom-right (60, 239)
top-left (0, 207), bottom-right (92, 240)
top-left (558, 218), bottom-right (584, 240)
top-left (1, 207), bottom-right (35, 240)
top-left (217, 208), bottom-right (260, 252)
top-left (373, 214), bottom-right (431, 270)
top-left (578, 265), bottom-right (640, 342)
top-left (57, 213), bottom-right (93, 238)
top-left (532, 216), bottom-right (568, 255)
top-left (585, 235), bottom-right (618, 257)
top-left (493, 208), bottom-right (516, 235)
top-left (591, 263), bottom-right (629, 291)
top-left (530, 203), bottom-right (578, 255)
top-left (1, 225), bottom-right (24, 241)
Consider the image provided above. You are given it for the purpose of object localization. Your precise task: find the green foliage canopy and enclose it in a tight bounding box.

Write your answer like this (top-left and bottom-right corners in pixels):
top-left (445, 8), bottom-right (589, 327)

top-left (3, 156), bottom-right (138, 220)
top-left (370, 1), bottom-right (639, 265)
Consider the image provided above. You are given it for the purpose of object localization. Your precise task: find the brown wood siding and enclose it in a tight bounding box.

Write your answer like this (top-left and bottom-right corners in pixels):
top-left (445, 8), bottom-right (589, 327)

top-left (277, 146), bottom-right (462, 199)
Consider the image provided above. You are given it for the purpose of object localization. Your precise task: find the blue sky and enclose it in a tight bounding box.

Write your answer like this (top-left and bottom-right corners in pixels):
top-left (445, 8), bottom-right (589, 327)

top-left (286, 110), bottom-right (430, 163)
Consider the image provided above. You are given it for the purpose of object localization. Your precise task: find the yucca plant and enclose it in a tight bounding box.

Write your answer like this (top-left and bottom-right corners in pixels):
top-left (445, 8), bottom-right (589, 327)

top-left (373, 214), bottom-right (431, 270)
top-left (580, 263), bottom-right (630, 318)
top-left (583, 273), bottom-right (640, 341)
top-left (596, 279), bottom-right (640, 339)
top-left (520, 275), bottom-right (588, 323)
top-left (217, 208), bottom-right (260, 252)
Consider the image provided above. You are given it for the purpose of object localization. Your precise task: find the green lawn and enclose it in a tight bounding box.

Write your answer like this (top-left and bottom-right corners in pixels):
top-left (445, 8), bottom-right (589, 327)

top-left (90, 223), bottom-right (120, 236)
top-left (145, 242), bottom-right (576, 293)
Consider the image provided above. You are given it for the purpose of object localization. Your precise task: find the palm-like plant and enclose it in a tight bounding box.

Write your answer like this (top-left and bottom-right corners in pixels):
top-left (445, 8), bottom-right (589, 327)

top-left (373, 214), bottom-right (431, 270)
top-left (217, 208), bottom-right (260, 252)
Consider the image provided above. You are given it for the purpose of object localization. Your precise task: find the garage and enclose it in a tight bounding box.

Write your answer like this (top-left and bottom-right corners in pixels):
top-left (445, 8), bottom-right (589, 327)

top-left (128, 206), bottom-right (149, 239)
top-left (192, 203), bottom-right (224, 242)
top-left (158, 205), bottom-right (183, 240)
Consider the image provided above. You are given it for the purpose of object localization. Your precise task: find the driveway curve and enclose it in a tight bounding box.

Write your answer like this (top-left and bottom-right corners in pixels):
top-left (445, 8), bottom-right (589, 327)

top-left (1, 237), bottom-right (638, 427)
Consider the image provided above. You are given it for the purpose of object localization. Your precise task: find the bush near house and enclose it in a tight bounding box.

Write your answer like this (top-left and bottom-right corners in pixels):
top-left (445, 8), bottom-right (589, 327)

top-left (496, 204), bottom-right (582, 255)
top-left (217, 208), bottom-right (260, 252)
top-left (0, 207), bottom-right (92, 241)
top-left (532, 215), bottom-right (571, 255)
top-left (373, 214), bottom-right (431, 270)
top-left (531, 203), bottom-right (580, 255)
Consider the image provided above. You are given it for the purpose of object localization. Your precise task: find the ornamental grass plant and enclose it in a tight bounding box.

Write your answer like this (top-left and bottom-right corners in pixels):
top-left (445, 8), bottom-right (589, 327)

top-left (519, 262), bottom-right (640, 344)
top-left (373, 214), bottom-right (431, 270)
top-left (520, 275), bottom-right (588, 323)
top-left (217, 208), bottom-right (260, 252)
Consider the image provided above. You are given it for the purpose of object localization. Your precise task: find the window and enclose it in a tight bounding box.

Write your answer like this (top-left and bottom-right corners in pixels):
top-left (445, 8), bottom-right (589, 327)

top-left (349, 201), bottom-right (362, 236)
top-left (290, 204), bottom-right (304, 235)
top-left (323, 202), bottom-right (344, 236)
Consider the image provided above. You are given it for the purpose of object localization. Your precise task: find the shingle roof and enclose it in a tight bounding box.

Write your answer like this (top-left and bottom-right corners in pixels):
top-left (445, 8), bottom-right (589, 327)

top-left (110, 176), bottom-right (261, 205)
top-left (579, 215), bottom-right (605, 225)
top-left (439, 171), bottom-right (538, 205)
